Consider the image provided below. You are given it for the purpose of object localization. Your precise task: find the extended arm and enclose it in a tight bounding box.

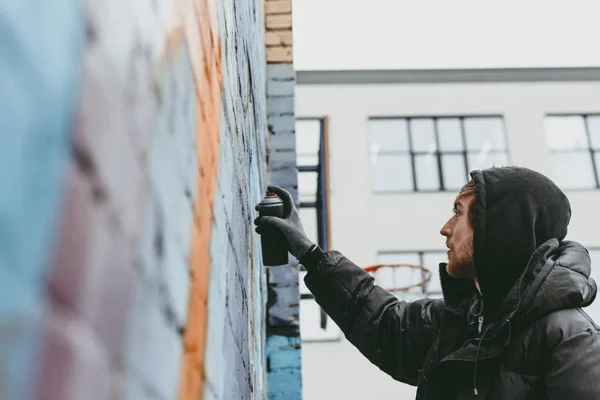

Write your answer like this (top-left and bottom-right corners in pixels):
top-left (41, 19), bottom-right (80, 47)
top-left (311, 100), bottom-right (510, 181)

top-left (301, 247), bottom-right (443, 385)
top-left (255, 185), bottom-right (444, 384)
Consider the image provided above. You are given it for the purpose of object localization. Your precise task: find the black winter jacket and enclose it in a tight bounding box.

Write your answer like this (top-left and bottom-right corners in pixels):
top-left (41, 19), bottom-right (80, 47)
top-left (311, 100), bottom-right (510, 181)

top-left (301, 167), bottom-right (600, 399)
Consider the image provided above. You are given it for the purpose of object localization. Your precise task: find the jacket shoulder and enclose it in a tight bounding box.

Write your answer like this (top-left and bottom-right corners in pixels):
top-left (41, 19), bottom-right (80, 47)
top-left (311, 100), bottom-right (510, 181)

top-left (536, 307), bottom-right (600, 340)
top-left (520, 308), bottom-right (600, 357)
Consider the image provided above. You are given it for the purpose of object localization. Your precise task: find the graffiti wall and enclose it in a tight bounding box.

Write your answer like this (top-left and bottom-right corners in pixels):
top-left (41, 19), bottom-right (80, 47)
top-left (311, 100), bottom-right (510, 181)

top-left (0, 0), bottom-right (275, 399)
top-left (264, 0), bottom-right (304, 398)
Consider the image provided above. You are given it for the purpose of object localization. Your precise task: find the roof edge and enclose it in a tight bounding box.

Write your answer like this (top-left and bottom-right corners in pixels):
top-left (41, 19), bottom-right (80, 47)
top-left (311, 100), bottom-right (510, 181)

top-left (296, 67), bottom-right (600, 85)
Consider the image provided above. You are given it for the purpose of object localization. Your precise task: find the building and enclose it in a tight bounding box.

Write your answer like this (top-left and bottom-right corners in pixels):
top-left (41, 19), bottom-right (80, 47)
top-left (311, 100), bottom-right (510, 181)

top-left (295, 68), bottom-right (600, 399)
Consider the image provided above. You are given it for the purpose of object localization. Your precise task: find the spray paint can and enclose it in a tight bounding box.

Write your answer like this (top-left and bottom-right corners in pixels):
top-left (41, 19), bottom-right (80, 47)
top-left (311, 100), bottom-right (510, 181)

top-left (256, 191), bottom-right (289, 266)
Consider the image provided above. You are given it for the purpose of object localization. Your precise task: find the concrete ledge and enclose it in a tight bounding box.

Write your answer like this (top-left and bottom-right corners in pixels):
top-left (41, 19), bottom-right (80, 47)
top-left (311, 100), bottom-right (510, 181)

top-left (297, 67), bottom-right (600, 85)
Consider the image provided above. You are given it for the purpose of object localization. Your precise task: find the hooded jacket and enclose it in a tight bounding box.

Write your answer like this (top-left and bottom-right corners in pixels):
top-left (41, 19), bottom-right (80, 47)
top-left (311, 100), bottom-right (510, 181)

top-left (301, 167), bottom-right (600, 399)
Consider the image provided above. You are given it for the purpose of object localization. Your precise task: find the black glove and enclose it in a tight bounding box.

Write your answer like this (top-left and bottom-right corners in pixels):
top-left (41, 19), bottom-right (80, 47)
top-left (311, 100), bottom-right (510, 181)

top-left (254, 185), bottom-right (315, 259)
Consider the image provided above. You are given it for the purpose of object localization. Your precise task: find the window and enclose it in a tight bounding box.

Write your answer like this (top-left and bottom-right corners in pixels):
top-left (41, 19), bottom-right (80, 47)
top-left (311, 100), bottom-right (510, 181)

top-left (296, 118), bottom-right (338, 341)
top-left (376, 251), bottom-right (448, 299)
top-left (296, 119), bottom-right (322, 203)
top-left (369, 117), bottom-right (509, 192)
top-left (545, 115), bottom-right (600, 190)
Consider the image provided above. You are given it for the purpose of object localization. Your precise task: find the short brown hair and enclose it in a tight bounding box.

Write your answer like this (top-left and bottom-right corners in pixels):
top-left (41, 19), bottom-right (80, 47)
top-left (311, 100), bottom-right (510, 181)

top-left (456, 180), bottom-right (476, 228)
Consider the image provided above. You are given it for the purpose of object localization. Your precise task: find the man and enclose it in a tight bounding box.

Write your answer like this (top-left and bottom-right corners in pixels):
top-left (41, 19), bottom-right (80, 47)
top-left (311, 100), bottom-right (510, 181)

top-left (255, 166), bottom-right (600, 399)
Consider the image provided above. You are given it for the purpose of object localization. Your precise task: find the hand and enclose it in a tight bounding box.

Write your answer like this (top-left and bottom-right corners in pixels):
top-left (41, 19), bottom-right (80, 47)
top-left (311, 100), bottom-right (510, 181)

top-left (254, 185), bottom-right (315, 259)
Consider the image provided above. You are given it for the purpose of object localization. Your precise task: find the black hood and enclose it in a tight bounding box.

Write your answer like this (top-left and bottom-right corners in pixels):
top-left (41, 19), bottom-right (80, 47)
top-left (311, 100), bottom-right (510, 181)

top-left (470, 167), bottom-right (572, 312)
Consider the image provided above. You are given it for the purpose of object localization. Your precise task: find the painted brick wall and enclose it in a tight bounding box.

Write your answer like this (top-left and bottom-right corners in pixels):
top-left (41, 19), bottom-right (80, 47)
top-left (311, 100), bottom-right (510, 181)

top-left (264, 0), bottom-right (304, 399)
top-left (202, 0), bottom-right (269, 399)
top-left (0, 0), bottom-right (272, 399)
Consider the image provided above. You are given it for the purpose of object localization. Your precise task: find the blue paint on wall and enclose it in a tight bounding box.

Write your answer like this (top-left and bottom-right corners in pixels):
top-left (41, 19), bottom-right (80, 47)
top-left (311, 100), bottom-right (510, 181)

top-left (266, 335), bottom-right (303, 400)
top-left (0, 1), bottom-right (84, 399)
top-left (0, 271), bottom-right (44, 400)
top-left (265, 60), bottom-right (302, 400)
top-left (0, 0), bottom-right (85, 282)
top-left (266, 335), bottom-right (303, 399)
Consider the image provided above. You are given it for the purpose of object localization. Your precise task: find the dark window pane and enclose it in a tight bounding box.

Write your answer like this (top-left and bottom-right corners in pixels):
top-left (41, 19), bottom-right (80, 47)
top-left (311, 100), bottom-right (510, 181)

top-left (587, 116), bottom-right (600, 150)
top-left (410, 118), bottom-right (436, 152)
top-left (437, 118), bottom-right (464, 152)
top-left (296, 119), bottom-right (321, 154)
top-left (467, 151), bottom-right (508, 171)
top-left (545, 116), bottom-right (588, 150)
top-left (369, 119), bottom-right (409, 152)
top-left (551, 152), bottom-right (596, 189)
top-left (464, 117), bottom-right (506, 151)
top-left (414, 154), bottom-right (439, 190)
top-left (372, 154), bottom-right (413, 192)
top-left (442, 154), bottom-right (468, 190)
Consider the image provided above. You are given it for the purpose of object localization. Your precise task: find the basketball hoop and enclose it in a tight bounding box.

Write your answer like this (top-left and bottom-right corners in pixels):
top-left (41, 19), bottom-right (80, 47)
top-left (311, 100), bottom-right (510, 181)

top-left (364, 263), bottom-right (432, 301)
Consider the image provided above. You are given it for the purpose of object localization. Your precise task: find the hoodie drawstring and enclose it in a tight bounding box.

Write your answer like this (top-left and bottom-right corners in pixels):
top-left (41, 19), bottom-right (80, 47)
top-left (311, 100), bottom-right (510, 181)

top-left (473, 329), bottom-right (485, 396)
top-left (472, 319), bottom-right (513, 396)
top-left (468, 294), bottom-right (485, 396)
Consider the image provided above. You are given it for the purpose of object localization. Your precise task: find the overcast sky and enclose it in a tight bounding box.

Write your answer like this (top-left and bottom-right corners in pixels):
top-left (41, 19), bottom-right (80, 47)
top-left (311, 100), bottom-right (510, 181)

top-left (292, 0), bottom-right (600, 70)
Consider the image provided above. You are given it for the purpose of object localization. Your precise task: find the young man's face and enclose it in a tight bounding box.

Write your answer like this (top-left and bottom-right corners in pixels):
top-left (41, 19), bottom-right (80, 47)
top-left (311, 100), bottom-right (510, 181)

top-left (440, 194), bottom-right (476, 279)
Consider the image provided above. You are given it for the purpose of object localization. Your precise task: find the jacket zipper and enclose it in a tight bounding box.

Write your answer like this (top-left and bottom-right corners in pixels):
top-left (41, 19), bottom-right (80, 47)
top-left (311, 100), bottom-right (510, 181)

top-left (438, 264), bottom-right (445, 300)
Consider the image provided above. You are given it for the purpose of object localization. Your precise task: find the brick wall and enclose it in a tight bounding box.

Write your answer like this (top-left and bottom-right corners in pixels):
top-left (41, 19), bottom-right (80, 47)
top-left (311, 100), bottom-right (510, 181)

top-left (264, 0), bottom-right (304, 399)
top-left (202, 0), bottom-right (270, 398)
top-left (0, 0), bottom-right (274, 399)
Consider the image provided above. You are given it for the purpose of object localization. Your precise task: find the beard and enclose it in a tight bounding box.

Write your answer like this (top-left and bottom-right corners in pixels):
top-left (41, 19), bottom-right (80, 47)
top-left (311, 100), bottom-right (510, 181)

top-left (446, 238), bottom-right (476, 279)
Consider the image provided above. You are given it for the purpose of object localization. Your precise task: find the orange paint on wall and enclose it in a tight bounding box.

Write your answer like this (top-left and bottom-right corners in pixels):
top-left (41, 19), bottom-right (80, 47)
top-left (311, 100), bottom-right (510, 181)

top-left (170, 0), bottom-right (223, 399)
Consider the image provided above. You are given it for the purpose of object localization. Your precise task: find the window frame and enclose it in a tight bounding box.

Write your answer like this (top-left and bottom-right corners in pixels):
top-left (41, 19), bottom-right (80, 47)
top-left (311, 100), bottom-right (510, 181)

top-left (368, 115), bottom-right (510, 193)
top-left (296, 116), bottom-right (339, 342)
top-left (545, 114), bottom-right (600, 190)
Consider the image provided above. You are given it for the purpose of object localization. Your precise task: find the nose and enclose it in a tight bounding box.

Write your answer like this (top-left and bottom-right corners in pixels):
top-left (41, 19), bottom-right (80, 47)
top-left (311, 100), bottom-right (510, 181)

top-left (440, 217), bottom-right (452, 237)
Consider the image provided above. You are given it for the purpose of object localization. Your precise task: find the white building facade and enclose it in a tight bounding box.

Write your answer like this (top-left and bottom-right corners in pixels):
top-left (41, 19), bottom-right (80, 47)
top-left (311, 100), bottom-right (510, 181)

top-left (295, 68), bottom-right (600, 400)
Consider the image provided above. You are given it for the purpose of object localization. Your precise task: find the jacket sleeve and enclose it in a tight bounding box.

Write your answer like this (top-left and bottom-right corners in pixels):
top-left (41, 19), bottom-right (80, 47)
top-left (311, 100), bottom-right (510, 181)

top-left (301, 247), bottom-right (444, 385)
top-left (545, 328), bottom-right (600, 398)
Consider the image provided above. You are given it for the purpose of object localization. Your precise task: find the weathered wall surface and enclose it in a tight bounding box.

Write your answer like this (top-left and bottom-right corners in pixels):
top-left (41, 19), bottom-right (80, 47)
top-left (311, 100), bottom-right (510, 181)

top-left (202, 0), bottom-right (269, 399)
top-left (264, 0), bottom-right (304, 399)
top-left (0, 0), bottom-right (271, 399)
